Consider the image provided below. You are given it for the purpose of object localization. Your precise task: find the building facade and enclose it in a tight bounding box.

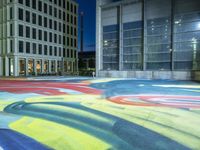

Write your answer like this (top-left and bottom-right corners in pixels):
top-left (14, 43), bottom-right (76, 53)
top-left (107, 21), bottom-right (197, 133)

top-left (96, 0), bottom-right (200, 79)
top-left (0, 0), bottom-right (78, 77)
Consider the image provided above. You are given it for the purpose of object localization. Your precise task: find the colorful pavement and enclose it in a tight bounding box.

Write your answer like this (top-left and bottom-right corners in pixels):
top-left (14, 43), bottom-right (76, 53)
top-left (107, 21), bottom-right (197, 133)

top-left (0, 77), bottom-right (200, 150)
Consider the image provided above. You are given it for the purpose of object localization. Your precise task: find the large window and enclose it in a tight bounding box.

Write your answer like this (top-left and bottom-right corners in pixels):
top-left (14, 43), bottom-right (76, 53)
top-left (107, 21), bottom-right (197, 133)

top-left (145, 0), bottom-right (172, 70)
top-left (102, 7), bottom-right (119, 70)
top-left (173, 0), bottom-right (200, 70)
top-left (123, 3), bottom-right (143, 70)
top-left (19, 59), bottom-right (26, 76)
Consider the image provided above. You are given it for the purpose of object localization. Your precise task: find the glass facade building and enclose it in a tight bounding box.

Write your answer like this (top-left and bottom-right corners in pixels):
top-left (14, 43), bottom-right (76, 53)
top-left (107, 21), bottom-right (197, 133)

top-left (96, 0), bottom-right (200, 79)
top-left (0, 0), bottom-right (78, 77)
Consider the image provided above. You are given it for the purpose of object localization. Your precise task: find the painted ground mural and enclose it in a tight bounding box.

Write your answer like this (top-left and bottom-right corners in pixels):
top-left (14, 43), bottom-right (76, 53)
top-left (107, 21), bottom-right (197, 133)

top-left (0, 77), bottom-right (200, 150)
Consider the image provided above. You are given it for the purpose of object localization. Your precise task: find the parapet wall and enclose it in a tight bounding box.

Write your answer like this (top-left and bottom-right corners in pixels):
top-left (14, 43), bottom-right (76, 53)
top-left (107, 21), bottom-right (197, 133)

top-left (98, 71), bottom-right (192, 80)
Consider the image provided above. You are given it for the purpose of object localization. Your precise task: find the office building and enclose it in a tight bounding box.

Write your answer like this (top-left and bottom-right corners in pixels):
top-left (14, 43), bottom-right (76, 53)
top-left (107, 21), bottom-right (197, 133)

top-left (0, 0), bottom-right (78, 76)
top-left (96, 0), bottom-right (200, 79)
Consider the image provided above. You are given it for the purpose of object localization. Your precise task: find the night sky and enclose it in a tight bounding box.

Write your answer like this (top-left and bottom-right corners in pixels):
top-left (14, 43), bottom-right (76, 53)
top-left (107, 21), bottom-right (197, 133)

top-left (76, 0), bottom-right (96, 52)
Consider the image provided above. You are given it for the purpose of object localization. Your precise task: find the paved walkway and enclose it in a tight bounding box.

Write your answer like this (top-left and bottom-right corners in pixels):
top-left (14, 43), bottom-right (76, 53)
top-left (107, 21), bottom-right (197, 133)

top-left (0, 78), bottom-right (200, 150)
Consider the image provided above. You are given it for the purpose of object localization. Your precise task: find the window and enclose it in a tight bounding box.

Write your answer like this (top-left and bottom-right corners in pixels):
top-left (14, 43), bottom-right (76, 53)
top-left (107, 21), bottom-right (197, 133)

top-left (18, 24), bottom-right (23, 37)
top-left (71, 26), bottom-right (73, 35)
top-left (32, 28), bottom-right (36, 39)
top-left (74, 39), bottom-right (77, 47)
top-left (49, 5), bottom-right (52, 16)
top-left (67, 37), bottom-right (69, 45)
top-left (44, 31), bottom-right (48, 41)
top-left (44, 45), bottom-right (48, 55)
top-left (10, 40), bottom-right (13, 53)
top-left (44, 17), bottom-right (47, 27)
top-left (63, 48), bottom-right (66, 57)
top-left (33, 43), bottom-right (37, 54)
top-left (39, 30), bottom-right (42, 40)
top-left (10, 24), bottom-right (13, 36)
top-left (67, 1), bottom-right (69, 11)
top-left (26, 26), bottom-right (30, 38)
top-left (67, 14), bottom-right (69, 23)
top-left (67, 49), bottom-right (69, 57)
top-left (18, 8), bottom-right (23, 20)
top-left (74, 5), bottom-right (77, 14)
top-left (71, 15), bottom-right (73, 24)
top-left (44, 3), bottom-right (47, 14)
top-left (74, 16), bottom-right (77, 25)
top-left (19, 41), bottom-right (24, 53)
top-left (58, 0), bottom-right (61, 7)
top-left (39, 44), bottom-right (42, 54)
top-left (74, 28), bottom-right (77, 36)
top-left (32, 0), bottom-right (36, 9)
top-left (38, 15), bottom-right (42, 26)
top-left (54, 8), bottom-right (57, 17)
top-left (59, 48), bottom-right (62, 56)
top-left (71, 38), bottom-right (73, 47)
top-left (59, 22), bottom-right (62, 32)
top-left (54, 47), bottom-right (57, 56)
top-left (145, 0), bottom-right (171, 70)
top-left (63, 24), bottom-right (66, 33)
top-left (26, 11), bottom-right (30, 22)
top-left (63, 0), bottom-right (66, 9)
top-left (54, 21), bottom-right (57, 30)
top-left (63, 12), bottom-right (66, 21)
top-left (26, 42), bottom-right (30, 53)
top-left (49, 32), bottom-right (52, 42)
top-left (32, 13), bottom-right (36, 24)
top-left (59, 10), bottom-right (62, 19)
top-left (54, 34), bottom-right (57, 43)
top-left (67, 25), bottom-right (69, 34)
top-left (10, 7), bottom-right (13, 20)
top-left (18, 0), bottom-right (23, 4)
top-left (63, 36), bottom-right (66, 45)
top-left (26, 0), bottom-right (30, 7)
top-left (38, 1), bottom-right (42, 12)
top-left (59, 35), bottom-right (61, 44)
top-left (49, 19), bottom-right (52, 29)
top-left (71, 4), bottom-right (73, 13)
top-left (49, 46), bottom-right (53, 56)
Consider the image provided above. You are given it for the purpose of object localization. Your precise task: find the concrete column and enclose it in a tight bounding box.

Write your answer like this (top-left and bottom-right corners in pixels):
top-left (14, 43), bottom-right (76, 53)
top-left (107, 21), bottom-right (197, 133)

top-left (41, 59), bottom-right (44, 73)
top-left (48, 60), bottom-right (51, 73)
top-left (96, 0), bottom-right (102, 76)
top-left (55, 60), bottom-right (58, 73)
top-left (143, 0), bottom-right (147, 71)
top-left (119, 5), bottom-right (123, 71)
top-left (5, 56), bottom-right (9, 76)
top-left (0, 57), bottom-right (2, 76)
top-left (25, 58), bottom-right (28, 76)
top-left (13, 56), bottom-right (18, 77)
top-left (34, 59), bottom-right (37, 75)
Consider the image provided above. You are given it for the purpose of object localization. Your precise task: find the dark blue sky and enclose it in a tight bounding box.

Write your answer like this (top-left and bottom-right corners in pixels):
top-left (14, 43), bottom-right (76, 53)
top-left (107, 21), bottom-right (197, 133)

top-left (76, 0), bottom-right (96, 51)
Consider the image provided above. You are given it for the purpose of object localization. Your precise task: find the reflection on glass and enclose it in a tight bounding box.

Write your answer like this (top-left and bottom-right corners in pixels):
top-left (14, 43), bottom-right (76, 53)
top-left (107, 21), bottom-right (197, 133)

top-left (28, 59), bottom-right (34, 75)
top-left (19, 59), bottom-right (25, 76)
top-left (36, 60), bottom-right (41, 73)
